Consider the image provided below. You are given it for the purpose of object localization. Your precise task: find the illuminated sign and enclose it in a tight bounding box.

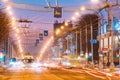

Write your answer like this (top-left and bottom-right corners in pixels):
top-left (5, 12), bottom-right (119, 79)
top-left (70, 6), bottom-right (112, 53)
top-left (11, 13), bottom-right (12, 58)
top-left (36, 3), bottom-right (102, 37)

top-left (54, 7), bottom-right (62, 18)
top-left (113, 17), bottom-right (120, 32)
top-left (44, 30), bottom-right (48, 36)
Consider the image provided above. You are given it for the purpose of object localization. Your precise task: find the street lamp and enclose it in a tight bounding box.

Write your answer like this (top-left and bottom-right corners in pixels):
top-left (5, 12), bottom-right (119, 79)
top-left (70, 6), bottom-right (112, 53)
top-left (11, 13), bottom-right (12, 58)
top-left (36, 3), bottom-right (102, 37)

top-left (91, 0), bottom-right (100, 3)
top-left (56, 29), bottom-right (60, 35)
top-left (80, 5), bottom-right (106, 68)
top-left (61, 26), bottom-right (64, 29)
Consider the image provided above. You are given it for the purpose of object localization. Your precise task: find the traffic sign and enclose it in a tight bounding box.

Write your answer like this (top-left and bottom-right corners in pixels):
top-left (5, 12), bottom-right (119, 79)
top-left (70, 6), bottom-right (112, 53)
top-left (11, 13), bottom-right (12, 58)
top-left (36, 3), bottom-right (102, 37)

top-left (44, 30), bottom-right (48, 36)
top-left (39, 33), bottom-right (43, 40)
top-left (90, 39), bottom-right (98, 44)
top-left (54, 7), bottom-right (62, 18)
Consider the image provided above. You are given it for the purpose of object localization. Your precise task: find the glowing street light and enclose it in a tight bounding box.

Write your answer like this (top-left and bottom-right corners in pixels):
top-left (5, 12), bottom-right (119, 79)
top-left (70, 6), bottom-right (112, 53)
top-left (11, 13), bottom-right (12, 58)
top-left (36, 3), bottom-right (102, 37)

top-left (91, 0), bottom-right (100, 3)
top-left (81, 6), bottom-right (86, 11)
top-left (2, 0), bottom-right (8, 2)
top-left (75, 12), bottom-right (79, 16)
top-left (61, 26), bottom-right (64, 29)
top-left (56, 29), bottom-right (60, 35)
top-left (65, 22), bottom-right (68, 26)
top-left (8, 11), bottom-right (13, 15)
top-left (6, 6), bottom-right (11, 10)
top-left (71, 16), bottom-right (76, 21)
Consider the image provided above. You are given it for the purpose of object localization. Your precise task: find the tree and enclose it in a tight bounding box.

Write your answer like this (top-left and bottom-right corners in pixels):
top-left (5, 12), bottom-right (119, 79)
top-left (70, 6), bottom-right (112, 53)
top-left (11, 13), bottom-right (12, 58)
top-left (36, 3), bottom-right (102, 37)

top-left (0, 10), bottom-right (11, 44)
top-left (76, 13), bottom-right (99, 61)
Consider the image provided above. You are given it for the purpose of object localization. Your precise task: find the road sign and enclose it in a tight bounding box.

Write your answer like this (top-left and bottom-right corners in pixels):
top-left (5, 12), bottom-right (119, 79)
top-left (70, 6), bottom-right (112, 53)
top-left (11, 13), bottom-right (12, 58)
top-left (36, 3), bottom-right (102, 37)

top-left (54, 7), bottom-right (62, 18)
top-left (90, 39), bottom-right (98, 44)
top-left (36, 39), bottom-right (39, 44)
top-left (44, 30), bottom-right (48, 36)
top-left (39, 33), bottom-right (43, 40)
top-left (102, 48), bottom-right (108, 53)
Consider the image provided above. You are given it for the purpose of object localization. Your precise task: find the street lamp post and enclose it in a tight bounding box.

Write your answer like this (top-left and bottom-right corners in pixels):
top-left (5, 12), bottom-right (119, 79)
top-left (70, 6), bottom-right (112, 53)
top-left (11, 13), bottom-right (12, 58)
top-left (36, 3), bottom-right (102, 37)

top-left (80, 5), bottom-right (106, 69)
top-left (85, 25), bottom-right (88, 66)
top-left (80, 28), bottom-right (82, 55)
top-left (90, 24), bottom-right (94, 65)
top-left (76, 31), bottom-right (78, 55)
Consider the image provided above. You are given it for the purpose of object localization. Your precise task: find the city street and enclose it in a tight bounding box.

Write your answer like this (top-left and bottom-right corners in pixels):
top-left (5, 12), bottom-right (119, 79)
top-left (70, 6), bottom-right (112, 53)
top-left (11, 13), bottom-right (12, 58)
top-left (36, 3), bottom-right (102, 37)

top-left (0, 67), bottom-right (119, 80)
top-left (0, 0), bottom-right (120, 80)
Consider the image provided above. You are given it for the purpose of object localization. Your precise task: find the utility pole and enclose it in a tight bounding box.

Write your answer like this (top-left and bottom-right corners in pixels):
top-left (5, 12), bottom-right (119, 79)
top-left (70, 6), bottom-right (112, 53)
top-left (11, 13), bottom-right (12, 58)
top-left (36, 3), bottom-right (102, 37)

top-left (107, 1), bottom-right (114, 68)
top-left (91, 24), bottom-right (94, 65)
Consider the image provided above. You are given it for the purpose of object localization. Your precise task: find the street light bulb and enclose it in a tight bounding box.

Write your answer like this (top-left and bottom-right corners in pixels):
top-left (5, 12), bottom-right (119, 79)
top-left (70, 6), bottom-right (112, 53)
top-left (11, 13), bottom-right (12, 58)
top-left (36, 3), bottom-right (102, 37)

top-left (81, 6), bottom-right (86, 11)
top-left (56, 29), bottom-right (60, 35)
top-left (61, 26), bottom-right (64, 29)
top-left (6, 6), bottom-right (11, 10)
top-left (71, 16), bottom-right (76, 21)
top-left (8, 11), bottom-right (13, 15)
top-left (75, 12), bottom-right (79, 16)
top-left (2, 0), bottom-right (8, 2)
top-left (65, 22), bottom-right (68, 26)
top-left (91, 0), bottom-right (99, 3)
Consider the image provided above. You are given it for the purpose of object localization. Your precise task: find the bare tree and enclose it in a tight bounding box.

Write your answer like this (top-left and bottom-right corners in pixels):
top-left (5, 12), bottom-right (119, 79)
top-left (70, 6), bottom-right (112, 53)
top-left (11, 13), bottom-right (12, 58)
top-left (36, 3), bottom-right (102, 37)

top-left (0, 10), bottom-right (11, 44)
top-left (77, 13), bottom-right (99, 61)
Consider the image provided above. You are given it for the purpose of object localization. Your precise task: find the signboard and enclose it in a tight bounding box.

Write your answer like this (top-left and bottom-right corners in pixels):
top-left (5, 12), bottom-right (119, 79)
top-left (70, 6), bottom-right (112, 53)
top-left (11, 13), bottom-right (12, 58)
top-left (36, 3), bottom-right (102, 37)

top-left (102, 48), bottom-right (108, 53)
top-left (44, 30), bottom-right (48, 36)
top-left (90, 39), bottom-right (98, 44)
top-left (39, 33), bottom-right (43, 40)
top-left (54, 7), bottom-right (62, 18)
top-left (36, 39), bottom-right (39, 44)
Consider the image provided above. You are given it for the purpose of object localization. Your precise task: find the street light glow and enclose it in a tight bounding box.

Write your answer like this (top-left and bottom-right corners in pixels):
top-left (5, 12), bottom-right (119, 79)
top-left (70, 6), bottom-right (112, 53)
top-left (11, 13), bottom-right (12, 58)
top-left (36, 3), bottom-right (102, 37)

top-left (8, 11), bottom-right (13, 15)
top-left (81, 6), bottom-right (86, 11)
top-left (6, 6), bottom-right (11, 10)
top-left (61, 26), bottom-right (64, 29)
top-left (65, 22), bottom-right (68, 26)
top-left (71, 16), bottom-right (76, 21)
top-left (91, 0), bottom-right (99, 3)
top-left (75, 12), bottom-right (79, 16)
top-left (56, 29), bottom-right (60, 35)
top-left (2, 0), bottom-right (8, 2)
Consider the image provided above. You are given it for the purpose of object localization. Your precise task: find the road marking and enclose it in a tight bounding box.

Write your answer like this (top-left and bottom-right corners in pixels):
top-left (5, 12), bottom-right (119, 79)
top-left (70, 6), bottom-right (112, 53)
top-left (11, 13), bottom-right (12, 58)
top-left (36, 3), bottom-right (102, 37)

top-left (44, 70), bottom-right (65, 80)
top-left (85, 71), bottom-right (106, 79)
top-left (61, 68), bottom-right (84, 73)
top-left (61, 68), bottom-right (106, 79)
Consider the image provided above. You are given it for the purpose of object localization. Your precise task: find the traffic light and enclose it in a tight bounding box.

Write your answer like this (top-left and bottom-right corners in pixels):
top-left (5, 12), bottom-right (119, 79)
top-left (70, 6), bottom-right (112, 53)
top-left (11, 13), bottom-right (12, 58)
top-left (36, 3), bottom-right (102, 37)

top-left (44, 30), bottom-right (48, 36)
top-left (54, 7), bottom-right (62, 18)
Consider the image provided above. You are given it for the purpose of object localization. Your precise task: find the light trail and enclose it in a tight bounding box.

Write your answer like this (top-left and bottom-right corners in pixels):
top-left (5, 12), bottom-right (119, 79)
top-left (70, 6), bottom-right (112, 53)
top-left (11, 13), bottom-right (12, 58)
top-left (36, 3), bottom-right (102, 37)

top-left (2, 0), bottom-right (24, 58)
top-left (38, 36), bottom-right (53, 61)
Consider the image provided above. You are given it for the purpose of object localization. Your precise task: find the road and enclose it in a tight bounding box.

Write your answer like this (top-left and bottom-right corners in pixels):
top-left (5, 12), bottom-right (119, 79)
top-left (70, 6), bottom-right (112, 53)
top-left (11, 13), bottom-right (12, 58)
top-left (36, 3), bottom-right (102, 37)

top-left (0, 67), bottom-right (119, 80)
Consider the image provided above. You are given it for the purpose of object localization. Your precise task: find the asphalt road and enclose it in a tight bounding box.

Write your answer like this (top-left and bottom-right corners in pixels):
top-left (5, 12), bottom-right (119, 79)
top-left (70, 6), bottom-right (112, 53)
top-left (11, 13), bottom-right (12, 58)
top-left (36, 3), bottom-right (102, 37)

top-left (0, 67), bottom-right (118, 80)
